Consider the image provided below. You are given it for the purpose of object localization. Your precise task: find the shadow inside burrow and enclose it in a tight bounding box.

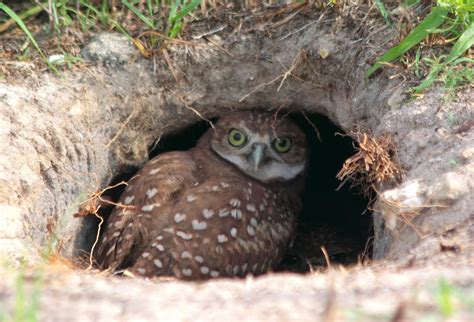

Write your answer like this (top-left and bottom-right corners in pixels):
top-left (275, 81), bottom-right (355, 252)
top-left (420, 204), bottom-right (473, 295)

top-left (74, 112), bottom-right (373, 273)
top-left (277, 113), bottom-right (373, 272)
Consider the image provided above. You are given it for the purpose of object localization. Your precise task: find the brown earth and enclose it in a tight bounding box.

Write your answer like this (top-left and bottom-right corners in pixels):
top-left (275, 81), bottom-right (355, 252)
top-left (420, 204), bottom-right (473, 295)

top-left (0, 3), bottom-right (473, 321)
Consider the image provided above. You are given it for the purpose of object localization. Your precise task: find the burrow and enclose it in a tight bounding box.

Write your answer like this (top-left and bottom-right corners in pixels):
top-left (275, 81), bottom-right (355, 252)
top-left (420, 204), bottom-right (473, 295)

top-left (66, 22), bottom-right (395, 275)
top-left (76, 112), bottom-right (374, 273)
top-left (2, 12), bottom-right (471, 276)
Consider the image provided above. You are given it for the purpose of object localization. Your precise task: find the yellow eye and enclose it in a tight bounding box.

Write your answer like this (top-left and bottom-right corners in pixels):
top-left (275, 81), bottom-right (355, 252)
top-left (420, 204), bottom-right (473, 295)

top-left (273, 137), bottom-right (292, 153)
top-left (228, 129), bottom-right (247, 147)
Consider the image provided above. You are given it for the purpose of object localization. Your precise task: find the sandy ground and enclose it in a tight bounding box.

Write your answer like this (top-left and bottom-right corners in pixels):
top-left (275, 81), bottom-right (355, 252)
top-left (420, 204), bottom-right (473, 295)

top-left (1, 3), bottom-right (473, 322)
top-left (1, 257), bottom-right (473, 322)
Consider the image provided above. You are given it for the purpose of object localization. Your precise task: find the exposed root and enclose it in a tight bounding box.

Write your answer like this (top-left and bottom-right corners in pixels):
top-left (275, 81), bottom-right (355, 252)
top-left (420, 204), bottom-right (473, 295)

top-left (302, 111), bottom-right (321, 142)
top-left (321, 246), bottom-right (332, 269)
top-left (168, 88), bottom-right (215, 129)
top-left (87, 211), bottom-right (104, 270)
top-left (106, 105), bottom-right (139, 148)
top-left (74, 181), bottom-right (132, 219)
top-left (162, 48), bottom-right (180, 82)
top-left (202, 36), bottom-right (234, 57)
top-left (191, 25), bottom-right (226, 40)
top-left (279, 11), bottom-right (326, 40)
top-left (269, 105), bottom-right (292, 140)
top-left (123, 269), bottom-right (137, 278)
top-left (239, 49), bottom-right (306, 102)
top-left (73, 181), bottom-right (132, 269)
top-left (336, 131), bottom-right (402, 194)
top-left (276, 49), bottom-right (305, 91)
top-left (360, 235), bottom-right (374, 263)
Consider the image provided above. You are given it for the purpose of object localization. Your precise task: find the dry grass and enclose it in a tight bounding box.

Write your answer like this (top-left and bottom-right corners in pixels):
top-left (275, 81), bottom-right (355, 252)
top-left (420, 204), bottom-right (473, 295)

top-left (0, 0), bottom-right (390, 80)
top-left (337, 130), bottom-right (402, 194)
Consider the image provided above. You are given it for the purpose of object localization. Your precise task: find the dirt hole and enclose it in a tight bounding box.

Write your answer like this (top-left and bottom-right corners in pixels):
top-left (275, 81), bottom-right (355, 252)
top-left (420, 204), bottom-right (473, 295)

top-left (76, 112), bottom-right (373, 273)
top-left (279, 113), bottom-right (372, 272)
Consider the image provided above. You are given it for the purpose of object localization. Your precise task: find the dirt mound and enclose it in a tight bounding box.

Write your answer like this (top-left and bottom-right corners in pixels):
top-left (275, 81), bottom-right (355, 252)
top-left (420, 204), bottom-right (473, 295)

top-left (0, 5), bottom-right (472, 320)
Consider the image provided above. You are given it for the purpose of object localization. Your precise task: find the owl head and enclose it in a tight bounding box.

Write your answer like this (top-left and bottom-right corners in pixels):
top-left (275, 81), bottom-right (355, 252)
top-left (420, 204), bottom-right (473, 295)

top-left (209, 111), bottom-right (308, 183)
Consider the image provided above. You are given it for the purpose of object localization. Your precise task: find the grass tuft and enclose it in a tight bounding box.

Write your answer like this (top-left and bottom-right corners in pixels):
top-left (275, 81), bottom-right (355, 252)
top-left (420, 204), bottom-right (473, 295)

top-left (167, 0), bottom-right (201, 38)
top-left (367, 1), bottom-right (473, 95)
top-left (0, 1), bottom-right (203, 71)
top-left (0, 3), bottom-right (59, 74)
top-left (366, 6), bottom-right (449, 78)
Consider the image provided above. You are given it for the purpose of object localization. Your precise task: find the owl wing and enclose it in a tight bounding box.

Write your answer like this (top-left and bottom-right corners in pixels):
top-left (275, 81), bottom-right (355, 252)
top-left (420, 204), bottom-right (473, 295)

top-left (129, 177), bottom-right (297, 279)
top-left (95, 151), bottom-right (199, 271)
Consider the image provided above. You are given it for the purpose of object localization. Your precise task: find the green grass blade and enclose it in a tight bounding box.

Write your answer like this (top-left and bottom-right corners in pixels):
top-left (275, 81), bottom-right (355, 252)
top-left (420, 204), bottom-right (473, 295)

top-left (79, 1), bottom-right (101, 16)
top-left (25, 272), bottom-right (42, 322)
top-left (413, 64), bottom-right (444, 93)
top-left (146, 0), bottom-right (154, 17)
top-left (110, 19), bottom-right (134, 42)
top-left (168, 22), bottom-right (183, 38)
top-left (172, 0), bottom-right (201, 24)
top-left (167, 0), bottom-right (201, 38)
top-left (428, 15), bottom-right (461, 34)
top-left (375, 0), bottom-right (392, 26)
top-left (168, 1), bottom-right (180, 25)
top-left (452, 57), bottom-right (474, 64)
top-left (167, 0), bottom-right (200, 38)
top-left (51, 0), bottom-right (60, 28)
top-left (0, 3), bottom-right (59, 74)
top-left (402, 0), bottom-right (420, 9)
top-left (0, 3), bottom-right (43, 33)
top-left (121, 0), bottom-right (155, 29)
top-left (445, 22), bottom-right (474, 64)
top-left (435, 278), bottom-right (454, 317)
top-left (366, 6), bottom-right (449, 78)
top-left (413, 22), bottom-right (473, 94)
top-left (14, 268), bottom-right (26, 321)
top-left (0, 4), bottom-right (44, 57)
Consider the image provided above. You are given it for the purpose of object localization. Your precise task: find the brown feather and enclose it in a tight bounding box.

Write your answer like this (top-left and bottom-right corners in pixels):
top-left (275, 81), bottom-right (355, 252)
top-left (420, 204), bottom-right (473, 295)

top-left (96, 111), bottom-right (308, 279)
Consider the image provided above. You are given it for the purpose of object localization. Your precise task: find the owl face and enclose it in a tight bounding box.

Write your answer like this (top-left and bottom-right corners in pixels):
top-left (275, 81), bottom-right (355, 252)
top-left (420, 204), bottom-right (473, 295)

top-left (210, 111), bottom-right (308, 183)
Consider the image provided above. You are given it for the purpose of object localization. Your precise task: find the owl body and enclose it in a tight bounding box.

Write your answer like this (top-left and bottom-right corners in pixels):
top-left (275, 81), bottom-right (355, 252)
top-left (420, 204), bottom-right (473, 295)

top-left (96, 111), bottom-right (308, 279)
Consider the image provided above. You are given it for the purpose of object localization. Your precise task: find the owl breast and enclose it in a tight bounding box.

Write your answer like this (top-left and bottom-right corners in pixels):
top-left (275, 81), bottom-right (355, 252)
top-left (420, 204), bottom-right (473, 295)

top-left (95, 111), bottom-right (307, 280)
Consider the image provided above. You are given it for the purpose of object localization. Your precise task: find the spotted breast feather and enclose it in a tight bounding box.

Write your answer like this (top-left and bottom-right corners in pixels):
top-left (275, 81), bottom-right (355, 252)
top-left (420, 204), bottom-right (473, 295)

top-left (95, 111), bottom-right (308, 280)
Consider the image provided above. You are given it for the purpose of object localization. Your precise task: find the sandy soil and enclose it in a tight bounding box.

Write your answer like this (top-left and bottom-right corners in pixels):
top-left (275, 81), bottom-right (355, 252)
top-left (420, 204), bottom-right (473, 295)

top-left (1, 258), bottom-right (473, 322)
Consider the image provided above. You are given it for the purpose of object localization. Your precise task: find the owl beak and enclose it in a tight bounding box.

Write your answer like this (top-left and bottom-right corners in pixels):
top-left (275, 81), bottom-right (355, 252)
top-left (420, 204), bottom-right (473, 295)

top-left (251, 143), bottom-right (266, 171)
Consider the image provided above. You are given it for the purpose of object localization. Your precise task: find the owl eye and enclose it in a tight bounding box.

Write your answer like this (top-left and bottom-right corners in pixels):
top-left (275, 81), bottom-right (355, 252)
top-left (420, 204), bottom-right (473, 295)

top-left (228, 129), bottom-right (247, 147)
top-left (273, 137), bottom-right (292, 153)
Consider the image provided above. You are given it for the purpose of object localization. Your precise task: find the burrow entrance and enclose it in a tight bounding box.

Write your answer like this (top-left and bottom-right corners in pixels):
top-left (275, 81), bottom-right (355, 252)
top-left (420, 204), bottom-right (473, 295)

top-left (279, 113), bottom-right (372, 272)
top-left (78, 112), bottom-right (373, 273)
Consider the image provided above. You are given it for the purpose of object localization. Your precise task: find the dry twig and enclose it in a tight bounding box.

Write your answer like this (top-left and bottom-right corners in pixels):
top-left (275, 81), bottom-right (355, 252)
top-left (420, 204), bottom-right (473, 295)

top-left (239, 49), bottom-right (305, 102)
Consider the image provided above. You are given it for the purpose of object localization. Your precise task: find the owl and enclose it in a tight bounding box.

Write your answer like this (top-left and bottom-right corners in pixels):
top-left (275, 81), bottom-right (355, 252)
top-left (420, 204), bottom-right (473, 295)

top-left (95, 111), bottom-right (308, 279)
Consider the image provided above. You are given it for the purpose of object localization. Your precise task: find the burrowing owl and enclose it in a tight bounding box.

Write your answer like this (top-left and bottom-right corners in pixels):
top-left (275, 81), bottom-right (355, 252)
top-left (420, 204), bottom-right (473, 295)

top-left (96, 111), bottom-right (308, 279)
